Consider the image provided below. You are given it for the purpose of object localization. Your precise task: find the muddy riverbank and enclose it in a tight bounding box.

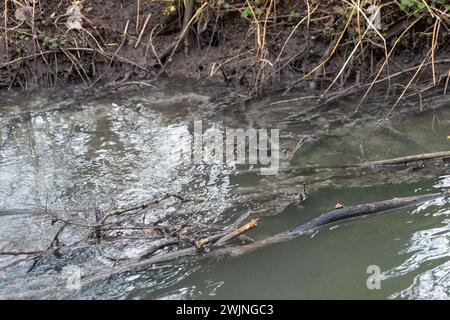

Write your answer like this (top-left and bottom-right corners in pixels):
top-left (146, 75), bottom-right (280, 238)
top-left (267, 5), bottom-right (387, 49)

top-left (1, 1), bottom-right (449, 102)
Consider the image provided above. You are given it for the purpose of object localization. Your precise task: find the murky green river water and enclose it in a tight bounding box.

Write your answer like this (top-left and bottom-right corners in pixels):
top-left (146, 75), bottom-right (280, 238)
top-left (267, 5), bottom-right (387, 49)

top-left (0, 82), bottom-right (450, 299)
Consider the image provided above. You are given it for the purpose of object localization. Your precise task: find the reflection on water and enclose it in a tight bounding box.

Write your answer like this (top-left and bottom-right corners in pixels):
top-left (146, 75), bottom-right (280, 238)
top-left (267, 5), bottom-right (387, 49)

top-left (0, 84), bottom-right (450, 299)
top-left (383, 177), bottom-right (450, 299)
top-left (0, 100), bottom-right (230, 210)
top-left (0, 86), bottom-right (242, 298)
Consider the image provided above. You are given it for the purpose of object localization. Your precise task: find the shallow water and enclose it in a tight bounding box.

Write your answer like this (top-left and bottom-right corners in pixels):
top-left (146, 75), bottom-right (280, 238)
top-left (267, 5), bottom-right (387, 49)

top-left (0, 83), bottom-right (450, 299)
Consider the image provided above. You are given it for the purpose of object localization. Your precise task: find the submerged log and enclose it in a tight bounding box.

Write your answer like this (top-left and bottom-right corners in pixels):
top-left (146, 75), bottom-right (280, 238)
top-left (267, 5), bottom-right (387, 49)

top-left (215, 189), bottom-right (450, 257)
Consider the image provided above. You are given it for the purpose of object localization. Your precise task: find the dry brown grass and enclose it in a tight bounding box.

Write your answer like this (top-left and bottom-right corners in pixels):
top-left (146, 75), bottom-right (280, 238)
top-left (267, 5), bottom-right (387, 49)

top-left (0, 0), bottom-right (449, 113)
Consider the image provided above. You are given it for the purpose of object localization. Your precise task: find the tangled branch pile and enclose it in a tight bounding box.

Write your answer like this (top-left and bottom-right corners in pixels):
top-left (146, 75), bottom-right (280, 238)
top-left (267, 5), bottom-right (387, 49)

top-left (1, 151), bottom-right (450, 297)
top-left (0, 193), bottom-right (258, 274)
top-left (1, 0), bottom-right (450, 104)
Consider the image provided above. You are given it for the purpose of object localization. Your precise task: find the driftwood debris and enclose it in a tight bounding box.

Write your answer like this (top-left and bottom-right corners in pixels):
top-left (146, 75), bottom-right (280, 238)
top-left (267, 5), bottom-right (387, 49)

top-left (0, 189), bottom-right (448, 298)
top-left (215, 189), bottom-right (450, 257)
top-left (70, 189), bottom-right (450, 289)
top-left (0, 194), bottom-right (259, 274)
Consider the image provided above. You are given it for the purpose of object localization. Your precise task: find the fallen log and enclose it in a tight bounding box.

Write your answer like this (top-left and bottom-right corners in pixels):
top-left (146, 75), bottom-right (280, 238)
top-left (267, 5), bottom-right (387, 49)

top-left (215, 189), bottom-right (450, 257)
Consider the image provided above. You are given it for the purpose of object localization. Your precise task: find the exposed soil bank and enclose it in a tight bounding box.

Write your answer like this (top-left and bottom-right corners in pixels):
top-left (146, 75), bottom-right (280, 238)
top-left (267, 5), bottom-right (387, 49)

top-left (1, 1), bottom-right (450, 102)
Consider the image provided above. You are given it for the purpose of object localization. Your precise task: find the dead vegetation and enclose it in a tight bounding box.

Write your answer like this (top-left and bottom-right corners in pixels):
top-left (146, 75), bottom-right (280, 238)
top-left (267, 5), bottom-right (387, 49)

top-left (1, 1), bottom-right (450, 108)
top-left (0, 193), bottom-right (259, 273)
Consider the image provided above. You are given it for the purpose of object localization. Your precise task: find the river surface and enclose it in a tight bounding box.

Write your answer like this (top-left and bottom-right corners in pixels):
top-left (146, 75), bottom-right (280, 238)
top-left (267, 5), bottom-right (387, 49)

top-left (0, 82), bottom-right (450, 299)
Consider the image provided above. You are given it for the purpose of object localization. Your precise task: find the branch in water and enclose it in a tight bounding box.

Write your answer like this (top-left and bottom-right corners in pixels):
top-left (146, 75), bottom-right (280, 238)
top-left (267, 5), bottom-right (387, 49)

top-left (77, 189), bottom-right (450, 289)
top-left (214, 189), bottom-right (450, 257)
top-left (1, 189), bottom-right (449, 299)
top-left (360, 151), bottom-right (450, 167)
top-left (288, 150), bottom-right (450, 172)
